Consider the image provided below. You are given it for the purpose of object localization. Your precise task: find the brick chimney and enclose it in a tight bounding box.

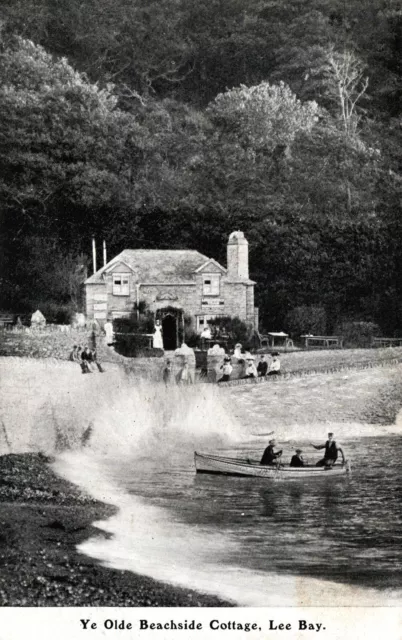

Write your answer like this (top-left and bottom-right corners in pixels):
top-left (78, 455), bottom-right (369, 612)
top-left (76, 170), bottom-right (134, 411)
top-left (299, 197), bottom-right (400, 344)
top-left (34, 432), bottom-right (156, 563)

top-left (227, 231), bottom-right (249, 280)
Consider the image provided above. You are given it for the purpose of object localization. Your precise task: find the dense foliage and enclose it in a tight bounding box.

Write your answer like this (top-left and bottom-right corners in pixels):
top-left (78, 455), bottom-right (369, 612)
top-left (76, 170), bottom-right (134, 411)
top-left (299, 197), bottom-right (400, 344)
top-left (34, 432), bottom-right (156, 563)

top-left (0, 0), bottom-right (401, 333)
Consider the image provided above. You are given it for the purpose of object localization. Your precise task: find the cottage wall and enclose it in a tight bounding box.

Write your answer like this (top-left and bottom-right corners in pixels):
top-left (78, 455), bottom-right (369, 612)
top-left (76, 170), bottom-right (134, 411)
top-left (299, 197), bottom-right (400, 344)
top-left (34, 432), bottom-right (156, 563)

top-left (246, 285), bottom-right (255, 323)
top-left (219, 281), bottom-right (248, 319)
top-left (86, 284), bottom-right (108, 322)
top-left (85, 231), bottom-right (258, 332)
top-left (87, 278), bottom-right (254, 329)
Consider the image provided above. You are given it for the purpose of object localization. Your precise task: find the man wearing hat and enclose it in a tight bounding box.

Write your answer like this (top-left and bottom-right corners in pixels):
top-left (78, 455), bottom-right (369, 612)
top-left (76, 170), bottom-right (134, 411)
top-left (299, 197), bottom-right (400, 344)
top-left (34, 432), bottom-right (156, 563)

top-left (290, 448), bottom-right (304, 467)
top-left (311, 432), bottom-right (346, 467)
top-left (260, 439), bottom-right (283, 466)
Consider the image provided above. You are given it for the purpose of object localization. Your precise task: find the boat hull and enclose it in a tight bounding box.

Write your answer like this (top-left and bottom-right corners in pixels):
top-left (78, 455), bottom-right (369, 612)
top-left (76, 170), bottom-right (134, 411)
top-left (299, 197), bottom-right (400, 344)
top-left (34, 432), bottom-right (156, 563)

top-left (194, 452), bottom-right (350, 478)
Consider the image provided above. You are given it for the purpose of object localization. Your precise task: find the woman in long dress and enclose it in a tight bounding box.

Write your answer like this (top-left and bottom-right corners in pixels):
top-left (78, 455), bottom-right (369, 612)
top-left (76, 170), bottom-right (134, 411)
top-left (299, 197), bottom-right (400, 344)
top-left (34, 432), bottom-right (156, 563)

top-left (153, 320), bottom-right (164, 349)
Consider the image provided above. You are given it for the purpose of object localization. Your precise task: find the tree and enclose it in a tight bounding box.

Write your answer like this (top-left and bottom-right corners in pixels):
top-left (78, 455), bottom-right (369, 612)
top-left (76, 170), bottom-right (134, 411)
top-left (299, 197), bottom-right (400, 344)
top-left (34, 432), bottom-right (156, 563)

top-left (207, 81), bottom-right (319, 152)
top-left (0, 35), bottom-right (136, 228)
top-left (322, 48), bottom-right (369, 137)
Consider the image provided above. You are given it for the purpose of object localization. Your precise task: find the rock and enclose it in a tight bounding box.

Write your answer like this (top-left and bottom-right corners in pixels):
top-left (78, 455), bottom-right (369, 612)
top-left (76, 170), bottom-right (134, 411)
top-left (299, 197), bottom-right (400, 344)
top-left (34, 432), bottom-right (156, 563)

top-left (174, 342), bottom-right (195, 357)
top-left (31, 310), bottom-right (46, 327)
top-left (72, 313), bottom-right (86, 329)
top-left (207, 343), bottom-right (225, 356)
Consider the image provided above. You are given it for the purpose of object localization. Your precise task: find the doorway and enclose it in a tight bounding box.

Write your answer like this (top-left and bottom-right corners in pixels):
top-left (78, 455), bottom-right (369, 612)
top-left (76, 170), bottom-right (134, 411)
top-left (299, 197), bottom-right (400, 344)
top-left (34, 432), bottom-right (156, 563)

top-left (162, 314), bottom-right (177, 350)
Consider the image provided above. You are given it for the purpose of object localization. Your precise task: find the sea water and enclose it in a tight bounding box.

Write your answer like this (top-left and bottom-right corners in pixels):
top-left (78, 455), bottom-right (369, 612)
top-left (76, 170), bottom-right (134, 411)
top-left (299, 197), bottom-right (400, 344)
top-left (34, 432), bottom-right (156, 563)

top-left (51, 374), bottom-right (402, 607)
top-left (1, 358), bottom-right (402, 606)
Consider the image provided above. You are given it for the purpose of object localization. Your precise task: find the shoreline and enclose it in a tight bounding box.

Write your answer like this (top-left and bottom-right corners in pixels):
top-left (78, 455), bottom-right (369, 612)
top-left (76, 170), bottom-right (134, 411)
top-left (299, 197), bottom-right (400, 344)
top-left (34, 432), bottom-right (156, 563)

top-left (0, 453), bottom-right (232, 607)
top-left (1, 354), bottom-right (402, 606)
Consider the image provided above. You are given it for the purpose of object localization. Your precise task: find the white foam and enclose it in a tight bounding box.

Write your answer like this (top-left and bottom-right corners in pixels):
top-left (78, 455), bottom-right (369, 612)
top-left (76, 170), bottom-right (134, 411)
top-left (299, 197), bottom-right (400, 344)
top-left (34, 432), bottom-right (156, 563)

top-left (2, 357), bottom-right (402, 605)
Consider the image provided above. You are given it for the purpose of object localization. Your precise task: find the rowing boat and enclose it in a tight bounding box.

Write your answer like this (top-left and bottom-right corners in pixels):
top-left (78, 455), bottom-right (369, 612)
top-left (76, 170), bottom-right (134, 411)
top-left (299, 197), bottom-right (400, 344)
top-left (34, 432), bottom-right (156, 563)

top-left (194, 452), bottom-right (351, 478)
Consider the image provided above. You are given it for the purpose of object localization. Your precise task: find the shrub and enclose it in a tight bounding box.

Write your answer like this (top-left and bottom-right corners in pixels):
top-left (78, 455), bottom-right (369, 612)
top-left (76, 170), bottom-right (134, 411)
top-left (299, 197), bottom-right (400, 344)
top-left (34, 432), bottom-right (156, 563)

top-left (334, 321), bottom-right (380, 348)
top-left (34, 302), bottom-right (76, 325)
top-left (285, 306), bottom-right (327, 338)
top-left (208, 316), bottom-right (252, 349)
top-left (135, 347), bottom-right (164, 358)
top-left (113, 304), bottom-right (160, 357)
top-left (184, 328), bottom-right (198, 347)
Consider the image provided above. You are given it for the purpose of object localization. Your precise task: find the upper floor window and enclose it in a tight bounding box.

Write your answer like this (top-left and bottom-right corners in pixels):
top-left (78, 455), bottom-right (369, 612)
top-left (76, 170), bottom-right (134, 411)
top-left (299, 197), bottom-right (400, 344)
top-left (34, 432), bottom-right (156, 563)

top-left (203, 275), bottom-right (220, 296)
top-left (112, 274), bottom-right (130, 296)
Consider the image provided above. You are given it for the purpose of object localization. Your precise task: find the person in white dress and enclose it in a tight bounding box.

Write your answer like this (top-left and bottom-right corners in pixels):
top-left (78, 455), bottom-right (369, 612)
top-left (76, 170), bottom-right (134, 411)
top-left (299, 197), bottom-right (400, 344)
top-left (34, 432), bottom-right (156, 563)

top-left (153, 320), bottom-right (164, 349)
top-left (104, 320), bottom-right (114, 346)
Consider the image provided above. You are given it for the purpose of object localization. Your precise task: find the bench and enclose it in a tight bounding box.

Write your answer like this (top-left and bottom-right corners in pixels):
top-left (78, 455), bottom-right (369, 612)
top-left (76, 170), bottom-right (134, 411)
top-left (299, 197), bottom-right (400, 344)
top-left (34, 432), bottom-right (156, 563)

top-left (114, 332), bottom-right (154, 348)
top-left (0, 313), bottom-right (14, 328)
top-left (301, 335), bottom-right (344, 349)
top-left (371, 337), bottom-right (402, 348)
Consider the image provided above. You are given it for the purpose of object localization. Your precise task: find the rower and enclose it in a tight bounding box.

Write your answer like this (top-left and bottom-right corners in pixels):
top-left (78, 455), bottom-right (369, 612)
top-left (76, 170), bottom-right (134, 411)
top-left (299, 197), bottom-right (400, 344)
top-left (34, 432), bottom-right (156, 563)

top-left (310, 432), bottom-right (346, 467)
top-left (260, 439), bottom-right (283, 466)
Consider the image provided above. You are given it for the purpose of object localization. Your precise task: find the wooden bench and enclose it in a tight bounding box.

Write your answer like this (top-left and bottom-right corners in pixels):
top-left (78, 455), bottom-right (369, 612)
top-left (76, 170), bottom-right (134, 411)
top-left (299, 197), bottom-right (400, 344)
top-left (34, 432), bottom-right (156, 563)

top-left (0, 313), bottom-right (14, 328)
top-left (301, 335), bottom-right (344, 349)
top-left (114, 332), bottom-right (154, 348)
top-left (371, 337), bottom-right (402, 348)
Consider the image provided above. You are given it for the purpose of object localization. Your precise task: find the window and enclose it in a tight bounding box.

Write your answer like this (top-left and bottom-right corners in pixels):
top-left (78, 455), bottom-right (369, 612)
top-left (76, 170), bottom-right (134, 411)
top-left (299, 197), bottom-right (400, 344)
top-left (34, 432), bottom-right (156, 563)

top-left (112, 274), bottom-right (130, 296)
top-left (203, 275), bottom-right (220, 296)
top-left (197, 315), bottom-right (223, 332)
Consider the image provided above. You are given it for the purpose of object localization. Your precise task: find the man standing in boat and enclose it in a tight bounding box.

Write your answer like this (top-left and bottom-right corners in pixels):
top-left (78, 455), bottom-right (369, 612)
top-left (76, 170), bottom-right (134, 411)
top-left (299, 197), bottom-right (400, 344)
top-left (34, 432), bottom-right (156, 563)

top-left (260, 439), bottom-right (283, 466)
top-left (311, 432), bottom-right (346, 467)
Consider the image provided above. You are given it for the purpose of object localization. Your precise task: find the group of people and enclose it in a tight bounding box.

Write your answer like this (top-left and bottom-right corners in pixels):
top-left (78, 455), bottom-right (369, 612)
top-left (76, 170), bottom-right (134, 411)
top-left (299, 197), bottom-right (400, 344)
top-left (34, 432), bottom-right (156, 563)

top-left (69, 345), bottom-right (104, 374)
top-left (162, 359), bottom-right (193, 385)
top-left (219, 353), bottom-right (281, 383)
top-left (260, 432), bottom-right (346, 468)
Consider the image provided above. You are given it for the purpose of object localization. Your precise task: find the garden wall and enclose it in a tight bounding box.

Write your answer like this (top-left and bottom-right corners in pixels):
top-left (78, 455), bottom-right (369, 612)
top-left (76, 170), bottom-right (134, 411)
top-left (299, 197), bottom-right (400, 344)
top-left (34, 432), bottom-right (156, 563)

top-left (0, 327), bottom-right (194, 382)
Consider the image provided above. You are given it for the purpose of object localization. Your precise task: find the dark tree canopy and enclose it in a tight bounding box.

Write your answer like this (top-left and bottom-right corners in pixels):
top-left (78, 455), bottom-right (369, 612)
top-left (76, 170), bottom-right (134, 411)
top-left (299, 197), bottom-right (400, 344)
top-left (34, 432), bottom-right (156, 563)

top-left (0, 0), bottom-right (401, 333)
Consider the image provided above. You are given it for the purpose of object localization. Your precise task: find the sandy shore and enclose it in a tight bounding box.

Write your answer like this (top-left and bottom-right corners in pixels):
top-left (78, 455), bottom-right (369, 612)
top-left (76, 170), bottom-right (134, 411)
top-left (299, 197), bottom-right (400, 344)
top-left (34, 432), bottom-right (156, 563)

top-left (0, 453), bottom-right (232, 606)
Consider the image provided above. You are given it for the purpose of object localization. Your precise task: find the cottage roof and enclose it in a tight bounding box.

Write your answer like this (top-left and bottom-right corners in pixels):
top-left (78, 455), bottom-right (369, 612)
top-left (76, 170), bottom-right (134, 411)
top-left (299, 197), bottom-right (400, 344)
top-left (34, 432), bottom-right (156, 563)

top-left (85, 249), bottom-right (213, 285)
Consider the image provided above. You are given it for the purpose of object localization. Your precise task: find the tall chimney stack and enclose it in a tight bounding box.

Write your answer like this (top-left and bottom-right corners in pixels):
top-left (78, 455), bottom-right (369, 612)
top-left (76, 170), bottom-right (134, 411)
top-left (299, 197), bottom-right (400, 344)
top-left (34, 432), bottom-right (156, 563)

top-left (227, 231), bottom-right (249, 280)
top-left (92, 238), bottom-right (97, 274)
top-left (103, 239), bottom-right (107, 267)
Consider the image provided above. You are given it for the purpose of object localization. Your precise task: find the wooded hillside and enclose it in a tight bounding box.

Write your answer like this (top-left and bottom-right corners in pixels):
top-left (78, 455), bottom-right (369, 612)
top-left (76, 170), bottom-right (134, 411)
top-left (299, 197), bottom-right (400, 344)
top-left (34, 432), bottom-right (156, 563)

top-left (0, 0), bottom-right (401, 332)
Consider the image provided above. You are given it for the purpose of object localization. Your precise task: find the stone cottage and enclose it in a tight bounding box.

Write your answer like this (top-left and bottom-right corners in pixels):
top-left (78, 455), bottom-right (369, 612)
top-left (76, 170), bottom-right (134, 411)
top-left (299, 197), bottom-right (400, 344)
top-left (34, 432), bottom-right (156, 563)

top-left (85, 231), bottom-right (257, 350)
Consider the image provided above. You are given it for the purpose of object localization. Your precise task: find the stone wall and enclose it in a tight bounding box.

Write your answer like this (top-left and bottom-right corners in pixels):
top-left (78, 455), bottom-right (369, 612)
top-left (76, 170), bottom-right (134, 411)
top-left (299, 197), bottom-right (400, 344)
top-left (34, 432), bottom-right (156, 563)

top-left (0, 327), bottom-right (135, 367)
top-left (86, 272), bottom-right (256, 330)
top-left (0, 327), bottom-right (93, 361)
top-left (207, 355), bottom-right (246, 382)
top-left (0, 328), bottom-right (197, 383)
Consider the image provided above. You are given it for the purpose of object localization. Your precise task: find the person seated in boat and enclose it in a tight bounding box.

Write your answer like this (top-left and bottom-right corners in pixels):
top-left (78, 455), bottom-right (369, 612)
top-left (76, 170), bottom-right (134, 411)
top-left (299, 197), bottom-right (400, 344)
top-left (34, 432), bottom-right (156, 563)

top-left (290, 448), bottom-right (304, 467)
top-left (260, 439), bottom-right (283, 466)
top-left (311, 432), bottom-right (346, 467)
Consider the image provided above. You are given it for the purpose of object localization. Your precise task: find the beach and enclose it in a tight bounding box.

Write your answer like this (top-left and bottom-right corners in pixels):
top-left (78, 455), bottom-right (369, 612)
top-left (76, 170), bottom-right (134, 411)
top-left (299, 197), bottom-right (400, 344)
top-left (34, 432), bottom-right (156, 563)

top-left (1, 352), bottom-right (402, 606)
top-left (0, 452), bottom-right (231, 606)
